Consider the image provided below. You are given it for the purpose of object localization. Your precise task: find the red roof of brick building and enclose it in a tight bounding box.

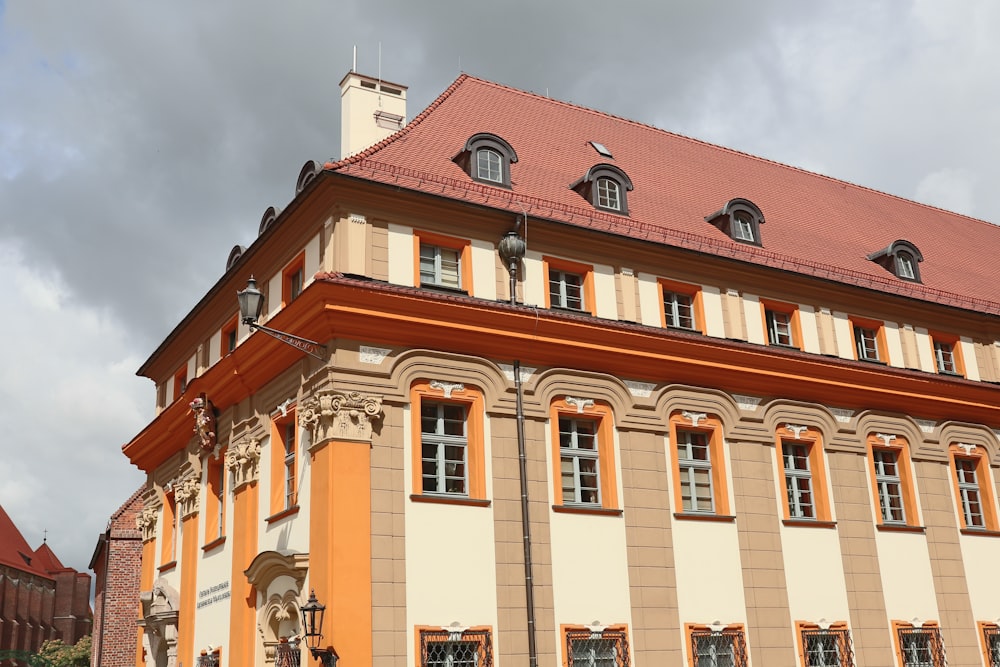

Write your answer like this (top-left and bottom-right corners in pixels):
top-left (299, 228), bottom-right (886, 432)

top-left (329, 74), bottom-right (1000, 315)
top-left (0, 504), bottom-right (51, 578)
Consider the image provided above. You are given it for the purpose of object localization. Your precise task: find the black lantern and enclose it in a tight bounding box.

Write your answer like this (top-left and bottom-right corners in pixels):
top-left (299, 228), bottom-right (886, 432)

top-left (497, 229), bottom-right (527, 305)
top-left (237, 276), bottom-right (265, 325)
top-left (300, 590), bottom-right (338, 666)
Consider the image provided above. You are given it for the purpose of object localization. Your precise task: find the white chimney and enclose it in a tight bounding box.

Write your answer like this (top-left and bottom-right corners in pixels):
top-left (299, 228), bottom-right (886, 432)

top-left (339, 71), bottom-right (407, 159)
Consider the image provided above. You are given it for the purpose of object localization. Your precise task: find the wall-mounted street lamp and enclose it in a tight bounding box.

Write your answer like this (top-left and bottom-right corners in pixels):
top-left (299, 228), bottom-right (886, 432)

top-left (237, 277), bottom-right (326, 361)
top-left (299, 590), bottom-right (339, 666)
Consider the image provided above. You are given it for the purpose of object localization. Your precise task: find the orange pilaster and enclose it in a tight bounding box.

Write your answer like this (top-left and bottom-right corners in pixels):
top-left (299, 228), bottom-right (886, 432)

top-left (228, 482), bottom-right (259, 666)
top-left (137, 539), bottom-right (156, 666)
top-left (177, 514), bottom-right (199, 664)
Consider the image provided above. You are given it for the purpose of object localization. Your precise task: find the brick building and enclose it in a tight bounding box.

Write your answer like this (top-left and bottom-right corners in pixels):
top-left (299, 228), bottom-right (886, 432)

top-left (0, 504), bottom-right (91, 655)
top-left (89, 488), bottom-right (143, 667)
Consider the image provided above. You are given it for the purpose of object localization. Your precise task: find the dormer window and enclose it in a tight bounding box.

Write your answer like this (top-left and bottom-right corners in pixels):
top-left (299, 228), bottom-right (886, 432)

top-left (705, 199), bottom-right (765, 246)
top-left (867, 240), bottom-right (923, 282)
top-left (571, 164), bottom-right (633, 215)
top-left (454, 133), bottom-right (517, 188)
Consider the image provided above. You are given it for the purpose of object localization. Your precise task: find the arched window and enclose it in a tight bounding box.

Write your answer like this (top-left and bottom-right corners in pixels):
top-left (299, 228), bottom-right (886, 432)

top-left (867, 240), bottom-right (924, 282)
top-left (571, 164), bottom-right (633, 214)
top-left (454, 133), bottom-right (517, 187)
top-left (704, 199), bottom-right (765, 246)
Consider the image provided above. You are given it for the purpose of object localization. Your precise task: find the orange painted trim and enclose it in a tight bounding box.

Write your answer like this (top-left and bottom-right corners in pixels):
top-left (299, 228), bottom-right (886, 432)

top-left (220, 314), bottom-right (239, 358)
top-left (929, 331), bottom-right (966, 377)
top-left (137, 539), bottom-right (156, 666)
top-left (177, 514), bottom-right (198, 666)
top-left (865, 434), bottom-right (920, 528)
top-left (947, 443), bottom-right (999, 530)
top-left (410, 381), bottom-right (487, 500)
top-left (549, 398), bottom-right (618, 509)
top-left (669, 412), bottom-right (730, 516)
top-left (414, 229), bottom-right (474, 294)
top-left (774, 425), bottom-right (832, 521)
top-left (228, 481), bottom-right (259, 666)
top-left (657, 278), bottom-right (705, 333)
top-left (977, 621), bottom-right (998, 667)
top-left (849, 315), bottom-right (889, 364)
top-left (414, 625), bottom-right (494, 667)
top-left (560, 624), bottom-right (630, 667)
top-left (270, 408), bottom-right (298, 516)
top-left (160, 494), bottom-right (176, 566)
top-left (793, 621), bottom-right (849, 667)
top-left (684, 623), bottom-right (746, 667)
top-left (760, 298), bottom-right (803, 350)
top-left (543, 255), bottom-right (597, 316)
top-left (282, 251), bottom-right (306, 307)
top-left (891, 620), bottom-right (942, 667)
top-left (172, 367), bottom-right (187, 402)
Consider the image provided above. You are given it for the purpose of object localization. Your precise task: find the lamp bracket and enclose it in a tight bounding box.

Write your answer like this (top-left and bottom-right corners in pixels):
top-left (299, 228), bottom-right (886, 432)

top-left (250, 323), bottom-right (327, 361)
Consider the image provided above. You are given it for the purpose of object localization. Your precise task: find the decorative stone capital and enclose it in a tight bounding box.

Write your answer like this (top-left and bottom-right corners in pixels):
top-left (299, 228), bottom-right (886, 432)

top-left (226, 437), bottom-right (262, 489)
top-left (430, 380), bottom-right (464, 398)
top-left (564, 396), bottom-right (595, 414)
top-left (681, 411), bottom-right (708, 427)
top-left (784, 423), bottom-right (809, 439)
top-left (875, 433), bottom-right (897, 447)
top-left (300, 390), bottom-right (383, 445)
top-left (174, 475), bottom-right (201, 517)
top-left (137, 507), bottom-right (158, 542)
top-left (190, 394), bottom-right (217, 454)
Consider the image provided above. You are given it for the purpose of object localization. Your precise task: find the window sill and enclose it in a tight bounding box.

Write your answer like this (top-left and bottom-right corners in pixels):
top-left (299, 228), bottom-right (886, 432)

top-left (783, 519), bottom-right (837, 529)
top-left (158, 561), bottom-right (177, 573)
top-left (202, 536), bottom-right (226, 552)
top-left (960, 527), bottom-right (1000, 537)
top-left (550, 305), bottom-right (590, 315)
top-left (673, 512), bottom-right (736, 523)
top-left (856, 358), bottom-right (887, 366)
top-left (552, 504), bottom-right (623, 517)
top-left (937, 370), bottom-right (965, 378)
top-left (410, 494), bottom-right (491, 508)
top-left (265, 506), bottom-right (300, 524)
top-left (769, 342), bottom-right (801, 351)
top-left (419, 284), bottom-right (469, 297)
top-left (876, 523), bottom-right (926, 534)
top-left (666, 324), bottom-right (702, 335)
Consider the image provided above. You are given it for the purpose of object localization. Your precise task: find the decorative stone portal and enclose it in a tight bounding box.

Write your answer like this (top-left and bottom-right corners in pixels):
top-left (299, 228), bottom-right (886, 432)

top-left (138, 579), bottom-right (180, 667)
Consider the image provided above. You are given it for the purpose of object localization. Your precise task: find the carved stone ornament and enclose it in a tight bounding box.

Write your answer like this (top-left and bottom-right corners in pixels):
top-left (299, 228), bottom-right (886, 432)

top-left (299, 390), bottom-right (383, 444)
top-left (136, 507), bottom-right (158, 542)
top-left (174, 475), bottom-right (201, 517)
top-left (190, 394), bottom-right (217, 454)
top-left (784, 424), bottom-right (809, 439)
top-left (430, 380), bottom-right (464, 399)
top-left (139, 579), bottom-right (180, 667)
top-left (226, 437), bottom-right (262, 488)
top-left (564, 396), bottom-right (595, 414)
top-left (682, 411), bottom-right (708, 427)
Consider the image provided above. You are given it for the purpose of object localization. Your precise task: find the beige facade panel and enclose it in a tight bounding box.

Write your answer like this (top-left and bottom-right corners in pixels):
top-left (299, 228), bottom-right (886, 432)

top-left (701, 285), bottom-right (726, 338)
top-left (522, 250), bottom-right (545, 309)
top-left (593, 262), bottom-right (618, 321)
top-left (959, 337), bottom-right (980, 381)
top-left (797, 305), bottom-right (821, 354)
top-left (387, 223), bottom-right (414, 287)
top-left (636, 272), bottom-right (661, 327)
top-left (883, 321), bottom-right (905, 369)
top-left (831, 311), bottom-right (854, 361)
top-left (470, 239), bottom-right (498, 301)
top-left (742, 293), bottom-right (766, 345)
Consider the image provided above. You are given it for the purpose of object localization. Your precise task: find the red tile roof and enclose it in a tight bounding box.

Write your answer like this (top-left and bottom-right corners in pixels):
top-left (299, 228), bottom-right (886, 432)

top-left (32, 541), bottom-right (66, 573)
top-left (0, 504), bottom-right (52, 578)
top-left (329, 74), bottom-right (1000, 316)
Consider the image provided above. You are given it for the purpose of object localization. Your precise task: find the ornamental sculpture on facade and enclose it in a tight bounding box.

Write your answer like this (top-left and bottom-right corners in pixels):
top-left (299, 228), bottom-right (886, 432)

top-left (299, 390), bottom-right (383, 444)
top-left (226, 437), bottom-right (262, 488)
top-left (174, 475), bottom-right (201, 517)
top-left (136, 507), bottom-right (158, 542)
top-left (190, 394), bottom-right (217, 454)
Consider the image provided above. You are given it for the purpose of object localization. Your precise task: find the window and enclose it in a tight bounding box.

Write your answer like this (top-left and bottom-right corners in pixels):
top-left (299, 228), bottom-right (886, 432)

top-left (282, 252), bottom-right (305, 306)
top-left (687, 625), bottom-right (748, 667)
top-left (196, 649), bottom-right (221, 667)
top-left (221, 316), bottom-right (239, 356)
top-left (160, 491), bottom-right (177, 566)
top-left (269, 408), bottom-right (298, 518)
top-left (980, 622), bottom-right (1000, 667)
top-left (704, 198), bottom-right (765, 246)
top-left (762, 301), bottom-right (800, 348)
top-left (797, 623), bottom-right (854, 667)
top-left (662, 286), bottom-right (699, 331)
top-left (930, 335), bottom-right (964, 376)
top-left (893, 623), bottom-right (946, 667)
top-left (544, 257), bottom-right (595, 315)
top-left (411, 382), bottom-right (486, 502)
top-left (867, 240), bottom-right (923, 282)
top-left (283, 421), bottom-right (296, 508)
top-left (670, 412), bottom-right (730, 517)
top-left (205, 450), bottom-right (226, 544)
top-left (948, 444), bottom-right (998, 531)
top-left (173, 367), bottom-right (188, 401)
top-left (456, 133), bottom-right (517, 187)
top-left (419, 627), bottom-right (493, 667)
top-left (415, 231), bottom-right (471, 293)
top-left (850, 318), bottom-right (886, 363)
top-left (564, 626), bottom-right (630, 667)
top-left (550, 398), bottom-right (618, 511)
top-left (776, 426), bottom-right (832, 523)
top-left (570, 164), bottom-right (633, 215)
top-left (866, 434), bottom-right (919, 528)
top-left (896, 252), bottom-right (916, 280)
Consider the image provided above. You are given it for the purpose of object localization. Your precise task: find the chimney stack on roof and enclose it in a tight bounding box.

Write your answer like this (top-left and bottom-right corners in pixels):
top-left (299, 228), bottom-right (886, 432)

top-left (339, 70), bottom-right (407, 160)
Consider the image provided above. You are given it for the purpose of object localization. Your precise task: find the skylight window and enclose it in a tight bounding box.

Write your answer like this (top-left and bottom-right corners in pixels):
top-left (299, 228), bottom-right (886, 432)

top-left (590, 141), bottom-right (613, 159)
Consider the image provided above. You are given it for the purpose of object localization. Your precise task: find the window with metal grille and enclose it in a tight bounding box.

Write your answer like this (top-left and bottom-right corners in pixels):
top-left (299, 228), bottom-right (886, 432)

top-left (872, 448), bottom-right (906, 524)
top-left (983, 625), bottom-right (1000, 667)
top-left (677, 429), bottom-right (714, 513)
top-left (566, 628), bottom-right (630, 667)
top-left (420, 629), bottom-right (493, 667)
top-left (801, 627), bottom-right (854, 667)
top-left (476, 148), bottom-right (503, 183)
top-left (196, 651), bottom-right (220, 667)
top-left (596, 177), bottom-right (621, 211)
top-left (955, 457), bottom-right (985, 528)
top-left (274, 640), bottom-right (302, 667)
top-left (560, 417), bottom-right (601, 505)
top-left (283, 421), bottom-right (296, 509)
top-left (853, 325), bottom-right (881, 362)
top-left (421, 402), bottom-right (468, 495)
top-left (420, 244), bottom-right (462, 290)
top-left (550, 269), bottom-right (585, 310)
top-left (783, 442), bottom-right (815, 519)
top-left (896, 626), bottom-right (946, 667)
top-left (933, 340), bottom-right (956, 374)
top-left (664, 291), bottom-right (696, 330)
top-left (766, 309), bottom-right (794, 346)
top-left (690, 629), bottom-right (748, 667)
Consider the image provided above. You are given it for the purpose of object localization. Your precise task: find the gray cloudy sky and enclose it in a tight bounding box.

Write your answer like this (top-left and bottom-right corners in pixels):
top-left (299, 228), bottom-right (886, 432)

top-left (1, 1), bottom-right (997, 572)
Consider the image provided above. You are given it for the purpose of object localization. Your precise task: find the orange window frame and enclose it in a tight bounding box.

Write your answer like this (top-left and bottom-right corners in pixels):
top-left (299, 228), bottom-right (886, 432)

top-left (929, 332), bottom-right (965, 377)
top-left (415, 625), bottom-right (493, 667)
top-left (658, 278), bottom-right (705, 333)
top-left (865, 434), bottom-right (920, 528)
top-left (948, 444), bottom-right (999, 531)
top-left (775, 426), bottom-right (833, 522)
top-left (977, 621), bottom-right (999, 667)
top-left (413, 230), bottom-right (473, 294)
top-left (221, 315), bottom-right (239, 358)
top-left (849, 316), bottom-right (889, 363)
top-left (543, 256), bottom-right (596, 316)
top-left (204, 449), bottom-right (227, 545)
top-left (891, 620), bottom-right (945, 667)
top-left (282, 251), bottom-right (306, 307)
top-left (669, 412), bottom-right (730, 517)
top-left (172, 367), bottom-right (187, 402)
top-left (410, 381), bottom-right (486, 502)
top-left (794, 621), bottom-right (851, 667)
top-left (550, 398), bottom-right (618, 510)
top-left (760, 299), bottom-right (802, 350)
top-left (160, 492), bottom-right (177, 566)
top-left (561, 624), bottom-right (631, 667)
top-left (269, 408), bottom-right (298, 516)
top-left (685, 623), bottom-right (747, 667)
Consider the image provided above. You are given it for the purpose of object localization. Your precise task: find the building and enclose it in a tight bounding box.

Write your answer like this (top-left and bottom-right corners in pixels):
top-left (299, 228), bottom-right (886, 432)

top-left (89, 487), bottom-right (144, 667)
top-left (121, 70), bottom-right (1000, 667)
top-left (0, 505), bottom-right (91, 656)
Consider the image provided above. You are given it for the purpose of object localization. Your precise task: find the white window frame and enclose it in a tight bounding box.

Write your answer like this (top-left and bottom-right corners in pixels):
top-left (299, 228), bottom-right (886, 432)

top-left (676, 429), bottom-right (715, 513)
top-left (933, 340), bottom-right (956, 373)
top-left (664, 291), bottom-right (696, 330)
top-left (420, 401), bottom-right (469, 496)
top-left (766, 309), bottom-right (794, 346)
top-left (782, 441), bottom-right (815, 519)
top-left (872, 448), bottom-right (906, 524)
top-left (476, 147), bottom-right (503, 183)
top-left (283, 421), bottom-right (296, 509)
top-left (955, 457), bottom-right (985, 528)
top-left (419, 243), bottom-right (462, 290)
top-left (549, 269), bottom-right (585, 311)
top-left (596, 177), bottom-right (621, 211)
top-left (853, 325), bottom-right (881, 361)
top-left (733, 212), bottom-right (755, 242)
top-left (559, 417), bottom-right (601, 506)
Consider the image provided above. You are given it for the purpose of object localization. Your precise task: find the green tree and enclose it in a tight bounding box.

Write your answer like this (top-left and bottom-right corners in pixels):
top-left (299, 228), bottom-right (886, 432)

top-left (35, 636), bottom-right (91, 667)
